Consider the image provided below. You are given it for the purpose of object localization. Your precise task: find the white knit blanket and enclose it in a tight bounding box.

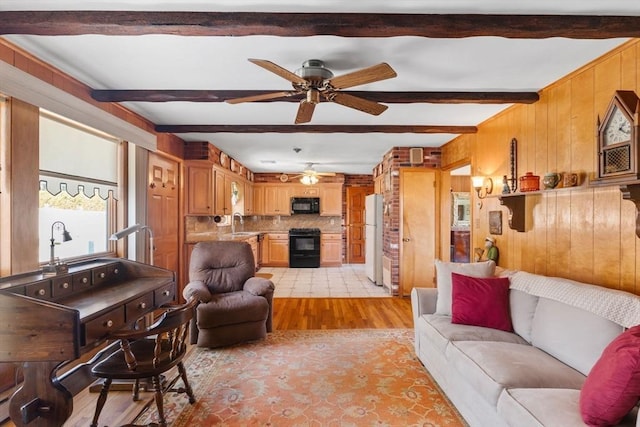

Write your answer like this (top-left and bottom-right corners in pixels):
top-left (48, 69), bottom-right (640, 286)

top-left (509, 271), bottom-right (640, 329)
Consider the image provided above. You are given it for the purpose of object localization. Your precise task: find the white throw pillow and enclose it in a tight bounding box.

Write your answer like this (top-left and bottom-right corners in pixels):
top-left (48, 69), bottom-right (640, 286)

top-left (434, 259), bottom-right (496, 315)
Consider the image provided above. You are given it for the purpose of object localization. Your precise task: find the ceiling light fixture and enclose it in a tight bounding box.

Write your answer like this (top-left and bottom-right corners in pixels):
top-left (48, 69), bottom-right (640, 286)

top-left (300, 175), bottom-right (319, 185)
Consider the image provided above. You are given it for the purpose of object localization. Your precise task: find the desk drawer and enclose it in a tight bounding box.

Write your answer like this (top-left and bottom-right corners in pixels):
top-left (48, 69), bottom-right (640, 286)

top-left (126, 293), bottom-right (154, 322)
top-left (51, 276), bottom-right (73, 298)
top-left (84, 307), bottom-right (125, 346)
top-left (155, 283), bottom-right (176, 306)
top-left (73, 271), bottom-right (92, 291)
top-left (25, 280), bottom-right (52, 300)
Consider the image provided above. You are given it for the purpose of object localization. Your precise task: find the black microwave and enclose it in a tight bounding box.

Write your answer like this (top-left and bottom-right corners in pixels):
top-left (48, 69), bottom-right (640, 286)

top-left (291, 197), bottom-right (320, 214)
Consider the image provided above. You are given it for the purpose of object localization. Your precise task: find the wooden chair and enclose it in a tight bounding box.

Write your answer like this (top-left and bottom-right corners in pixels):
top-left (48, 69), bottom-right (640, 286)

top-left (89, 298), bottom-right (198, 427)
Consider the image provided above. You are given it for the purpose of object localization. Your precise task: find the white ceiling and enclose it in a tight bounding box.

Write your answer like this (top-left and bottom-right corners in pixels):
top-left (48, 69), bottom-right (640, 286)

top-left (1, 1), bottom-right (639, 174)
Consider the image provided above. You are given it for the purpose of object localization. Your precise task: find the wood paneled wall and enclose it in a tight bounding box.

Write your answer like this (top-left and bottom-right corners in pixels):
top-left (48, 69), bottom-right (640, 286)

top-left (442, 39), bottom-right (640, 295)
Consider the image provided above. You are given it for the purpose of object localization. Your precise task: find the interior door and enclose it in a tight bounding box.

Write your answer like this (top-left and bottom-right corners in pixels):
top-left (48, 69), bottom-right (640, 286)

top-left (345, 186), bottom-right (372, 263)
top-left (147, 152), bottom-right (180, 276)
top-left (399, 168), bottom-right (438, 296)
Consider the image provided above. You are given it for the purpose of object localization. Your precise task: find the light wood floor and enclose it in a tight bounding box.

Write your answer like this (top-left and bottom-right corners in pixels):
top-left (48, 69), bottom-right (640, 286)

top-left (2, 297), bottom-right (413, 427)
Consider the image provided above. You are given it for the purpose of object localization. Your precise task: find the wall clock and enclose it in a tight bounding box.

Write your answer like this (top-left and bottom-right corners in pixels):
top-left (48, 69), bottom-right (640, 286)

top-left (596, 90), bottom-right (640, 182)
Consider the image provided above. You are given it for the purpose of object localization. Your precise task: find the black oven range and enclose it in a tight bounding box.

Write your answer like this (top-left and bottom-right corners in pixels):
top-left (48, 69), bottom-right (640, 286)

top-left (288, 228), bottom-right (321, 268)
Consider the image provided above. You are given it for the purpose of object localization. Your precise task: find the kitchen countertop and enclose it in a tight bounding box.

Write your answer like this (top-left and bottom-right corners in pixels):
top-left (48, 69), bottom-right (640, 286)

top-left (185, 231), bottom-right (262, 243)
top-left (186, 229), bottom-right (343, 243)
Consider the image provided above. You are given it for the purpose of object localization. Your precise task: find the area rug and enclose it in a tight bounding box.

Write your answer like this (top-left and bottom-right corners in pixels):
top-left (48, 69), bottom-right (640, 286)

top-left (135, 329), bottom-right (466, 426)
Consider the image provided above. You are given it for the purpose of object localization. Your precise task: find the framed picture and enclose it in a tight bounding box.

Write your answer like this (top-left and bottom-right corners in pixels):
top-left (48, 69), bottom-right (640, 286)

top-left (489, 210), bottom-right (503, 235)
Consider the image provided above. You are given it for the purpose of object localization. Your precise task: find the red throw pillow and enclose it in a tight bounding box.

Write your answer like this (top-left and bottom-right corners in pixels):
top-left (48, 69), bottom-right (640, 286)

top-left (451, 273), bottom-right (512, 332)
top-left (579, 325), bottom-right (640, 426)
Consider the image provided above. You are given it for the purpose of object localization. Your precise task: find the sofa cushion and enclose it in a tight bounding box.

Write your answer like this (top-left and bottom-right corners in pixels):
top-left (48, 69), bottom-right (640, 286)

top-left (498, 388), bottom-right (639, 427)
top-left (448, 341), bottom-right (586, 407)
top-left (434, 259), bottom-right (496, 316)
top-left (498, 388), bottom-right (585, 427)
top-left (420, 314), bottom-right (528, 355)
top-left (579, 325), bottom-right (640, 426)
top-left (451, 273), bottom-right (512, 332)
top-left (531, 297), bottom-right (625, 376)
top-left (509, 289), bottom-right (539, 344)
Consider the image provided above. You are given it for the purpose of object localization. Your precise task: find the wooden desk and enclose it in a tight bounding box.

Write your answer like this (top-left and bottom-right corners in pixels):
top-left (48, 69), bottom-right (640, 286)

top-left (0, 258), bottom-right (176, 427)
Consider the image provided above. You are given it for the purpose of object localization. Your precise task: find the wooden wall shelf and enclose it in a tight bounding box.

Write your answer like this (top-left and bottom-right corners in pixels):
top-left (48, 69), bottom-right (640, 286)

top-left (498, 194), bottom-right (526, 232)
top-left (619, 182), bottom-right (640, 238)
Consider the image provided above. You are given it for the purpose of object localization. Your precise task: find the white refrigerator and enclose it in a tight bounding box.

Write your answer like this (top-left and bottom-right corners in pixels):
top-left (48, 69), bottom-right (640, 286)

top-left (365, 194), bottom-right (383, 285)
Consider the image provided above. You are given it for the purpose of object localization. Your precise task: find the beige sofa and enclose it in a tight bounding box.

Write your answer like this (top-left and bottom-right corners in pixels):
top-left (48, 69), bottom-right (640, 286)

top-left (411, 265), bottom-right (640, 427)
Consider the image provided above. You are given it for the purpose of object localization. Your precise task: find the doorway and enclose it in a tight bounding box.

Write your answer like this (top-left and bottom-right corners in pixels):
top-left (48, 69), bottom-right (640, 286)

top-left (345, 186), bottom-right (372, 263)
top-left (448, 164), bottom-right (471, 262)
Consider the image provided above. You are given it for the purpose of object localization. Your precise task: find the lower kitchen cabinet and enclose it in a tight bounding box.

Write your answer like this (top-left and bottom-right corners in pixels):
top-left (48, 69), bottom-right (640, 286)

top-left (263, 233), bottom-right (289, 267)
top-left (320, 233), bottom-right (342, 266)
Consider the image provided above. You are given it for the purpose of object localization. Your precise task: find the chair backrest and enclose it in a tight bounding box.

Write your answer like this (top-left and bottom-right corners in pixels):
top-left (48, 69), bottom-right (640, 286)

top-left (189, 241), bottom-right (255, 294)
top-left (116, 298), bottom-right (198, 370)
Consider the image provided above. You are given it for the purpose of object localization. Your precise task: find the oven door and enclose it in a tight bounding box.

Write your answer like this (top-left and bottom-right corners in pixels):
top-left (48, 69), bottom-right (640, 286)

top-left (290, 235), bottom-right (319, 254)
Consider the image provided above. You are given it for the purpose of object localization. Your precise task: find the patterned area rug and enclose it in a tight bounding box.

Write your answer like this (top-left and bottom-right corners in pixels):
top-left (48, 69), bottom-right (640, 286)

top-left (135, 329), bottom-right (466, 426)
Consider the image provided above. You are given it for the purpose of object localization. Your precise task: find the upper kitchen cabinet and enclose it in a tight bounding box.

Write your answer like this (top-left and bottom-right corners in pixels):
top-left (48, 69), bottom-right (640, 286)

top-left (320, 183), bottom-right (343, 216)
top-left (263, 184), bottom-right (291, 216)
top-left (186, 161), bottom-right (214, 215)
top-left (214, 169), bottom-right (233, 216)
top-left (291, 185), bottom-right (320, 197)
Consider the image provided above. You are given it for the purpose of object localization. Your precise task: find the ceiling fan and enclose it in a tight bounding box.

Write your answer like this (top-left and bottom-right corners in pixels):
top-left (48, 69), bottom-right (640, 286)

top-left (226, 58), bottom-right (397, 124)
top-left (280, 163), bottom-right (336, 185)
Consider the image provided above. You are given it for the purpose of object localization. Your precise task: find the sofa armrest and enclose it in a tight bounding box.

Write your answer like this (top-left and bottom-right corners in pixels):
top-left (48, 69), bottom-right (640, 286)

top-left (183, 280), bottom-right (213, 303)
top-left (244, 277), bottom-right (275, 297)
top-left (411, 287), bottom-right (438, 318)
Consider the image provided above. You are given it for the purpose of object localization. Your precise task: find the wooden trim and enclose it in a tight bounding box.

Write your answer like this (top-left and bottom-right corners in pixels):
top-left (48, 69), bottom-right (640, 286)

top-left (1, 12), bottom-right (639, 39)
top-left (91, 90), bottom-right (539, 104)
top-left (156, 125), bottom-right (478, 134)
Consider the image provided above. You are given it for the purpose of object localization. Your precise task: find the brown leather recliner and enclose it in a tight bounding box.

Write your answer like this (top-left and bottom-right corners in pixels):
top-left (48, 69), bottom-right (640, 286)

top-left (183, 240), bottom-right (275, 348)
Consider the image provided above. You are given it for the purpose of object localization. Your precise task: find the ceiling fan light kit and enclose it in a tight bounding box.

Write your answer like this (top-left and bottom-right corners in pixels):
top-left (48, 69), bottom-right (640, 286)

top-left (226, 58), bottom-right (397, 124)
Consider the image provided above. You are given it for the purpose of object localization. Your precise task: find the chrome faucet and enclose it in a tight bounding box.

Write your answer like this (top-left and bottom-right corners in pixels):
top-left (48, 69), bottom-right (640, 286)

top-left (232, 212), bottom-right (244, 234)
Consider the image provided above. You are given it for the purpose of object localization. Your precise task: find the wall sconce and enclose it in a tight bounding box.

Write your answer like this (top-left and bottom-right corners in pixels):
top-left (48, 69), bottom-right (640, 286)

top-left (43, 221), bottom-right (72, 275)
top-left (110, 224), bottom-right (154, 265)
top-left (472, 176), bottom-right (493, 208)
top-left (300, 175), bottom-right (319, 185)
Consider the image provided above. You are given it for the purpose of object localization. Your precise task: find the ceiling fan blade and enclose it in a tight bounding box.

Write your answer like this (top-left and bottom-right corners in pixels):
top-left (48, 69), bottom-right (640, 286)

top-left (330, 92), bottom-right (388, 115)
top-left (295, 100), bottom-right (316, 124)
top-left (248, 58), bottom-right (307, 85)
top-left (225, 91), bottom-right (297, 104)
top-left (328, 63), bottom-right (397, 90)
top-left (317, 172), bottom-right (337, 176)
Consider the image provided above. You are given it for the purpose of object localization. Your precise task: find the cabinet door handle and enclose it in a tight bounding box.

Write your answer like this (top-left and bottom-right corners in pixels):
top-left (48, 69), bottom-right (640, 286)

top-left (139, 302), bottom-right (147, 309)
top-left (104, 320), bottom-right (114, 328)
top-left (402, 237), bottom-right (411, 242)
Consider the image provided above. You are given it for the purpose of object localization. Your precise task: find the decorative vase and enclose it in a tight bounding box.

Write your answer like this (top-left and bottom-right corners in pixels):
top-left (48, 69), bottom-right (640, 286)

top-left (519, 172), bottom-right (540, 192)
top-left (542, 173), bottom-right (561, 189)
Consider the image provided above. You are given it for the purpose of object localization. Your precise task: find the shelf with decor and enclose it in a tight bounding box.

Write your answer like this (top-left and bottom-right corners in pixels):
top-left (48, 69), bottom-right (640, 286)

top-left (489, 184), bottom-right (588, 233)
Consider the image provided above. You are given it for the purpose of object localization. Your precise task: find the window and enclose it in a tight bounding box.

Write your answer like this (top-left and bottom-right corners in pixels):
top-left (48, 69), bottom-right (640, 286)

top-left (39, 111), bottom-right (120, 263)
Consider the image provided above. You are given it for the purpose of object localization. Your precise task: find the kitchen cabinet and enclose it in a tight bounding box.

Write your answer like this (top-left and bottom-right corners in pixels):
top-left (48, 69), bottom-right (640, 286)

top-left (320, 183), bottom-right (343, 216)
top-left (291, 185), bottom-right (320, 197)
top-left (244, 182), bottom-right (254, 216)
top-left (186, 163), bottom-right (213, 214)
top-left (214, 170), bottom-right (233, 216)
top-left (246, 235), bottom-right (260, 270)
top-left (263, 185), bottom-right (291, 216)
top-left (263, 233), bottom-right (289, 266)
top-left (253, 184), bottom-right (265, 215)
top-left (320, 233), bottom-right (342, 266)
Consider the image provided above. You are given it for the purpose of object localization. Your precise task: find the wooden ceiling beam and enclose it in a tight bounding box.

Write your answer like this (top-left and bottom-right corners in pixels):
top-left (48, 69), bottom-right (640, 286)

top-left (154, 125), bottom-right (477, 134)
top-left (1, 12), bottom-right (639, 39)
top-left (91, 90), bottom-right (539, 104)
